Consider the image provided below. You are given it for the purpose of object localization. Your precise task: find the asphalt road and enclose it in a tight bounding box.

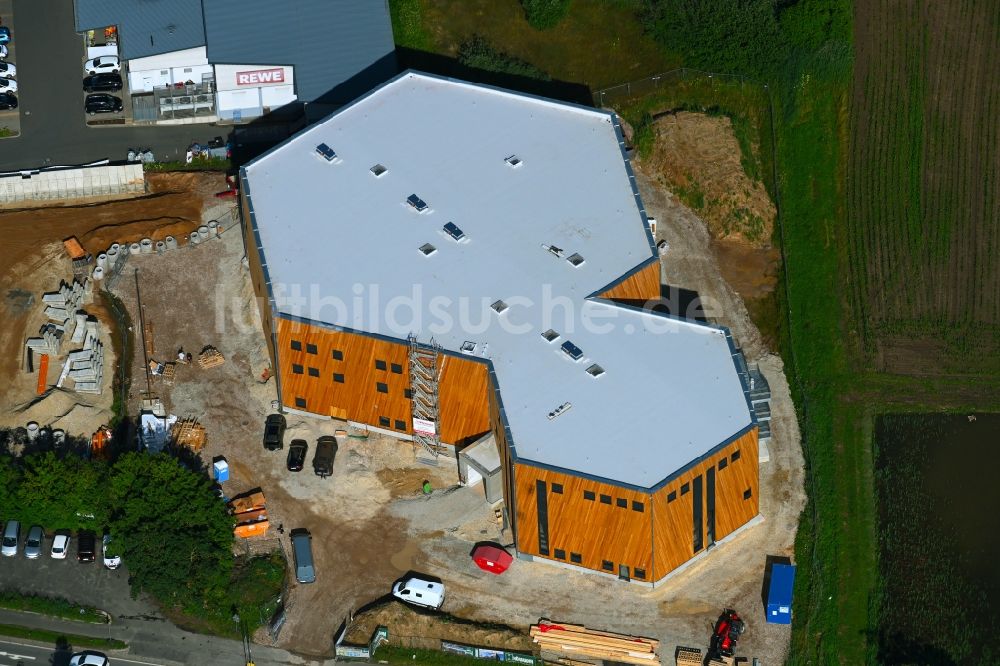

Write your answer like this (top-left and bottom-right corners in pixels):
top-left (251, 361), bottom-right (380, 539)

top-left (0, 0), bottom-right (277, 172)
top-left (0, 638), bottom-right (163, 666)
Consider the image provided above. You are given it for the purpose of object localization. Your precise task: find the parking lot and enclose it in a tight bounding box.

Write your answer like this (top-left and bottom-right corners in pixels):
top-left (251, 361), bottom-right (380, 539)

top-left (0, 0), bottom-right (20, 138)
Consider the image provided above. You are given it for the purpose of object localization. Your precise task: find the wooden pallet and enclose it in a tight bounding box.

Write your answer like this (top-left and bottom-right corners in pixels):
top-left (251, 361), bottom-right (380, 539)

top-left (172, 419), bottom-right (206, 452)
top-left (161, 362), bottom-right (176, 384)
top-left (198, 346), bottom-right (225, 369)
top-left (675, 647), bottom-right (702, 666)
top-left (531, 622), bottom-right (660, 666)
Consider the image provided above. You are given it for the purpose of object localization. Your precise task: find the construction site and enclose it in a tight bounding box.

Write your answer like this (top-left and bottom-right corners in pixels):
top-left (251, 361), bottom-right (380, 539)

top-left (0, 85), bottom-right (804, 664)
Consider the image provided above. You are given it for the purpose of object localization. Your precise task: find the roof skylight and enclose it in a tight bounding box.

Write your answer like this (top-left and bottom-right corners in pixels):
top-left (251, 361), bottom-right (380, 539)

top-left (586, 364), bottom-right (605, 377)
top-left (491, 300), bottom-right (509, 314)
top-left (443, 222), bottom-right (466, 241)
top-left (505, 155), bottom-right (523, 168)
top-left (315, 143), bottom-right (337, 162)
top-left (406, 194), bottom-right (429, 212)
top-left (541, 329), bottom-right (559, 342)
top-left (418, 243), bottom-right (437, 256)
top-left (370, 164), bottom-right (387, 177)
top-left (567, 253), bottom-right (585, 267)
top-left (560, 340), bottom-right (584, 361)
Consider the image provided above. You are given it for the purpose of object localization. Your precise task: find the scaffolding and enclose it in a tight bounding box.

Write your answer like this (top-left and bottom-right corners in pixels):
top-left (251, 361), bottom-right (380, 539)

top-left (408, 335), bottom-right (446, 460)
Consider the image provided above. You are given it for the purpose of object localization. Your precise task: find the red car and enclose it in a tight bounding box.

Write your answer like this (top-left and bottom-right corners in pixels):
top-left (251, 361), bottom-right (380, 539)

top-left (710, 609), bottom-right (745, 659)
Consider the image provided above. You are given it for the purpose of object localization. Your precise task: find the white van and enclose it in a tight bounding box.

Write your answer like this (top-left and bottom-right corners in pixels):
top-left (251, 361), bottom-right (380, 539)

top-left (392, 575), bottom-right (445, 610)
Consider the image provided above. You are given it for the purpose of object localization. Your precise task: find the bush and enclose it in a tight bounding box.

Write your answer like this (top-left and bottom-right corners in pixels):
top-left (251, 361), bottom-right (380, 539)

top-left (520, 0), bottom-right (572, 30)
top-left (458, 36), bottom-right (551, 81)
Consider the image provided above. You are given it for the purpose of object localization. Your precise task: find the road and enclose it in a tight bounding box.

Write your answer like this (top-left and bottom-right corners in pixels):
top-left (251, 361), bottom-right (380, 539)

top-left (0, 638), bottom-right (165, 666)
top-left (0, 0), bottom-right (287, 172)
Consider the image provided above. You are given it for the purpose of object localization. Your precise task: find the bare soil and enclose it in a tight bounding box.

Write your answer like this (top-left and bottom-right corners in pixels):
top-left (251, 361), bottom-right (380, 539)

top-left (642, 112), bottom-right (775, 248)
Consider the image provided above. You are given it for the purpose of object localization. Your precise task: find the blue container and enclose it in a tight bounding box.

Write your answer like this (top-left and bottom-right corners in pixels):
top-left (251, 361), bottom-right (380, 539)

top-left (213, 459), bottom-right (229, 483)
top-left (766, 563), bottom-right (796, 624)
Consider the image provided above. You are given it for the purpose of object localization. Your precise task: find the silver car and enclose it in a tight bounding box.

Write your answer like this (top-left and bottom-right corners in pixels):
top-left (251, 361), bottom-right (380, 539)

top-left (24, 525), bottom-right (43, 559)
top-left (1, 520), bottom-right (19, 556)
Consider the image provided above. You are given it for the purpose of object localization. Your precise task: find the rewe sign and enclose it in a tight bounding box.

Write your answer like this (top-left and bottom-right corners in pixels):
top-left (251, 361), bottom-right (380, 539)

top-left (236, 68), bottom-right (285, 86)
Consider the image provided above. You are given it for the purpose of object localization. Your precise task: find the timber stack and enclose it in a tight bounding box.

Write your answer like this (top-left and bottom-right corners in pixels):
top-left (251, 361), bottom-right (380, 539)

top-left (530, 621), bottom-right (660, 666)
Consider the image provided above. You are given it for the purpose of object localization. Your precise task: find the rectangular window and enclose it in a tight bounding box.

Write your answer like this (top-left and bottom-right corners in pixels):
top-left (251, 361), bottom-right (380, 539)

top-left (333, 373), bottom-right (344, 383)
top-left (731, 450), bottom-right (741, 462)
top-left (634, 568), bottom-right (646, 580)
top-left (599, 494), bottom-right (612, 505)
top-left (667, 491), bottom-right (677, 503)
top-left (601, 560), bottom-right (614, 572)
top-left (744, 488), bottom-right (753, 500)
top-left (693, 475), bottom-right (703, 553)
top-left (391, 363), bottom-right (403, 374)
top-left (681, 482), bottom-right (690, 495)
top-left (536, 480), bottom-right (549, 556)
top-left (551, 483), bottom-right (563, 494)
top-left (379, 416), bottom-right (390, 427)
top-left (632, 501), bottom-right (645, 512)
top-left (616, 498), bottom-right (628, 508)
top-left (307, 367), bottom-right (319, 377)
top-left (376, 382), bottom-right (388, 393)
top-left (292, 364), bottom-right (303, 374)
top-left (332, 349), bottom-right (344, 360)
top-left (718, 457), bottom-right (728, 470)
top-left (404, 388), bottom-right (413, 399)
top-left (290, 340), bottom-right (302, 351)
top-left (706, 465), bottom-right (716, 547)
top-left (375, 359), bottom-right (387, 371)
top-left (306, 343), bottom-right (318, 355)
top-left (294, 397), bottom-right (306, 408)
top-left (570, 552), bottom-right (581, 564)
top-left (554, 549), bottom-right (566, 560)
top-left (394, 419), bottom-right (406, 431)
top-left (583, 490), bottom-right (595, 501)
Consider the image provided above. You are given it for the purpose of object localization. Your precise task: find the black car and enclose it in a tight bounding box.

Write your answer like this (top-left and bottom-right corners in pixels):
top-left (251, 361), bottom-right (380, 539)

top-left (77, 531), bottom-right (96, 563)
top-left (313, 436), bottom-right (338, 478)
top-left (0, 92), bottom-right (16, 110)
top-left (286, 439), bottom-right (308, 472)
top-left (263, 413), bottom-right (286, 451)
top-left (85, 93), bottom-right (123, 115)
top-left (83, 73), bottom-right (123, 93)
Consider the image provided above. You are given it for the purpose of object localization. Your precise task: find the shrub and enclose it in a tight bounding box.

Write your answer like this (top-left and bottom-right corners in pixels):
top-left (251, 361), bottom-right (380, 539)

top-left (458, 36), bottom-right (551, 81)
top-left (520, 0), bottom-right (572, 30)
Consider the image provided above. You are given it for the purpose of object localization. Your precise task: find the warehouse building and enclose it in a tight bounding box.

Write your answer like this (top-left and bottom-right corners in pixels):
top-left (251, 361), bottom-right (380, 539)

top-left (74, 0), bottom-right (395, 121)
top-left (240, 71), bottom-right (760, 585)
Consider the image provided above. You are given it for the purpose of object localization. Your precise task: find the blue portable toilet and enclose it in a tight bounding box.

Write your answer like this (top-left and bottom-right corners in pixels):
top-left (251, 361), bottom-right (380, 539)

top-left (213, 458), bottom-right (230, 483)
top-left (766, 563), bottom-right (796, 624)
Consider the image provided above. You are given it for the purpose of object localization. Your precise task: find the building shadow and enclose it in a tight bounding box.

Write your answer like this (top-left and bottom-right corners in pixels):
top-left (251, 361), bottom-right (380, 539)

top-left (759, 553), bottom-right (792, 609)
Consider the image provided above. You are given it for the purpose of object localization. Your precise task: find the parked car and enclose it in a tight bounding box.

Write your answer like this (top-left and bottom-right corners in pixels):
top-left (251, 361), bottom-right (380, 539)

top-left (0, 61), bottom-right (14, 78)
top-left (1, 520), bottom-right (19, 556)
top-left (70, 651), bottom-right (109, 666)
top-left (0, 27), bottom-right (11, 45)
top-left (0, 77), bottom-right (16, 93)
top-left (290, 529), bottom-right (315, 584)
top-left (286, 439), bottom-right (308, 472)
top-left (0, 44), bottom-right (8, 59)
top-left (313, 435), bottom-right (338, 478)
top-left (392, 575), bottom-right (445, 610)
top-left (24, 525), bottom-right (43, 559)
top-left (263, 413), bottom-right (286, 451)
top-left (0, 92), bottom-right (16, 110)
top-left (84, 55), bottom-right (119, 75)
top-left (51, 531), bottom-right (70, 559)
top-left (77, 531), bottom-right (96, 562)
top-left (83, 73), bottom-right (122, 93)
top-left (102, 534), bottom-right (121, 569)
top-left (85, 93), bottom-right (122, 115)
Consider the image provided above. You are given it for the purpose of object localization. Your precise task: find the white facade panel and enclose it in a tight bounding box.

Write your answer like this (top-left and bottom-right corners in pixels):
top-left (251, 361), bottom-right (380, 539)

top-left (127, 47), bottom-right (212, 94)
top-left (213, 64), bottom-right (294, 92)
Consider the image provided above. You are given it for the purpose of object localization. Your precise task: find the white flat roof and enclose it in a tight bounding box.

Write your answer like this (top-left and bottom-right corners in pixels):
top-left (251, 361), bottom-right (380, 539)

top-left (244, 71), bottom-right (752, 489)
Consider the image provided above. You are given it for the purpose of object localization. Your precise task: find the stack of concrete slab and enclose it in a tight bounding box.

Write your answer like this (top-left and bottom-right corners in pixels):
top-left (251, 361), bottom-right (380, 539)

top-left (41, 279), bottom-right (88, 325)
top-left (59, 319), bottom-right (104, 394)
top-left (25, 323), bottom-right (65, 356)
top-left (0, 164), bottom-right (145, 203)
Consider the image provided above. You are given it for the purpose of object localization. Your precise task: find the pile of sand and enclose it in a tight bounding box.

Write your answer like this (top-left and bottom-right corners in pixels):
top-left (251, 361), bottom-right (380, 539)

top-left (5, 387), bottom-right (107, 437)
top-left (642, 111), bottom-right (775, 247)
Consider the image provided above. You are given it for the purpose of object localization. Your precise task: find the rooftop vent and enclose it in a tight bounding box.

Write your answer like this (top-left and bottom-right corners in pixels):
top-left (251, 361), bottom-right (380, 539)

top-left (547, 401), bottom-right (573, 420)
top-left (586, 364), bottom-right (605, 378)
top-left (418, 243), bottom-right (437, 256)
top-left (541, 329), bottom-right (559, 342)
top-left (543, 244), bottom-right (564, 257)
top-left (315, 143), bottom-right (337, 162)
top-left (560, 340), bottom-right (584, 361)
top-left (460, 341), bottom-right (477, 354)
top-left (443, 222), bottom-right (466, 241)
top-left (491, 299), bottom-right (509, 314)
top-left (406, 194), bottom-right (429, 212)
top-left (370, 164), bottom-right (387, 177)
top-left (567, 253), bottom-right (585, 267)
top-left (505, 154), bottom-right (523, 168)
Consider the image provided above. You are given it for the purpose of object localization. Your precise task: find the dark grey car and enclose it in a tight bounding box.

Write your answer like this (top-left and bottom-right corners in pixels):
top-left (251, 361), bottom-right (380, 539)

top-left (313, 436), bottom-right (338, 478)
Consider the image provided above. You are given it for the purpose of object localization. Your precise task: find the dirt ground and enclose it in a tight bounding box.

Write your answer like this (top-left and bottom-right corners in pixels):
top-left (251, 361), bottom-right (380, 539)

top-left (0, 173), bottom-right (220, 438)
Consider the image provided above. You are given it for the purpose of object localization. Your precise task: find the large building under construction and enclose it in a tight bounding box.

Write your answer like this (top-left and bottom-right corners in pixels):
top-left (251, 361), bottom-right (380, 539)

top-left (240, 71), bottom-right (759, 584)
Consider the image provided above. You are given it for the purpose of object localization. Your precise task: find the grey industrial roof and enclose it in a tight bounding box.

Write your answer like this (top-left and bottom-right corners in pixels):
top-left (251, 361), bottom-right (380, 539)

top-left (74, 0), bottom-right (206, 60)
top-left (203, 0), bottom-right (396, 103)
top-left (243, 72), bottom-right (753, 489)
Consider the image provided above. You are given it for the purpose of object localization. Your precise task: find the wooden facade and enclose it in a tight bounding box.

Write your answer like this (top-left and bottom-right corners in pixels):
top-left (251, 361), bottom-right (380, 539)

top-left (510, 427), bottom-right (759, 583)
top-left (272, 316), bottom-right (490, 445)
top-left (597, 260), bottom-right (660, 302)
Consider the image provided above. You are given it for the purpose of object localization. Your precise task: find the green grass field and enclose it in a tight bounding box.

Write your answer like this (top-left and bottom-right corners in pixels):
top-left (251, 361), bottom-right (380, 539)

top-left (0, 592), bottom-right (108, 624)
top-left (0, 623), bottom-right (127, 650)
